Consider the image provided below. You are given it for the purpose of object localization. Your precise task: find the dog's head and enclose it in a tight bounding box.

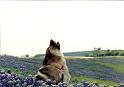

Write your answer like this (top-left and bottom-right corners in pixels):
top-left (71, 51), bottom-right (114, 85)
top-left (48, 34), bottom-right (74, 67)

top-left (43, 39), bottom-right (63, 65)
top-left (49, 39), bottom-right (60, 50)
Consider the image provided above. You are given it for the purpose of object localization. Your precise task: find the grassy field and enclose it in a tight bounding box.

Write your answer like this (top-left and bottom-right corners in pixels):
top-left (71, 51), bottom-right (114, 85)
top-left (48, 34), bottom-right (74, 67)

top-left (0, 55), bottom-right (124, 86)
top-left (67, 56), bottom-right (124, 86)
top-left (71, 75), bottom-right (118, 86)
top-left (67, 56), bottom-right (124, 82)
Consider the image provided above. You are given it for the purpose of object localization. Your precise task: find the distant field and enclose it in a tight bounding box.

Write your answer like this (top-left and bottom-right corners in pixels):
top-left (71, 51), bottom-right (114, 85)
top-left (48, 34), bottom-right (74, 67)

top-left (66, 56), bottom-right (124, 84)
top-left (0, 55), bottom-right (124, 85)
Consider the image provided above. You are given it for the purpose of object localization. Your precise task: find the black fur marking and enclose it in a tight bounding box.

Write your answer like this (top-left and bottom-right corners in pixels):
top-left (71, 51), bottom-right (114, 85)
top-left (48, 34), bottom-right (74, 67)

top-left (56, 42), bottom-right (60, 49)
top-left (39, 68), bottom-right (47, 73)
top-left (37, 67), bottom-right (51, 80)
top-left (36, 75), bottom-right (43, 80)
top-left (61, 74), bottom-right (64, 83)
top-left (43, 50), bottom-right (54, 65)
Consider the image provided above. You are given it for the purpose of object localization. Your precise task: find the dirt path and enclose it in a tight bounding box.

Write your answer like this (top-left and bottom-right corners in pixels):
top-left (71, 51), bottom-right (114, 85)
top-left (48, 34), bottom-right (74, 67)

top-left (65, 56), bottom-right (94, 59)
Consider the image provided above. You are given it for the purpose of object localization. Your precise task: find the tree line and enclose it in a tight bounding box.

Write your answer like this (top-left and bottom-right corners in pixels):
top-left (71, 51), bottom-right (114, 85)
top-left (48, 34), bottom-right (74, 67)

top-left (85, 50), bottom-right (124, 57)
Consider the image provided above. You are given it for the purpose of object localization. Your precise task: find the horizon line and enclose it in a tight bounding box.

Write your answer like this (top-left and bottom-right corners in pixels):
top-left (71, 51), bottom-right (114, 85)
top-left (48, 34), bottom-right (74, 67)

top-left (1, 49), bottom-right (124, 57)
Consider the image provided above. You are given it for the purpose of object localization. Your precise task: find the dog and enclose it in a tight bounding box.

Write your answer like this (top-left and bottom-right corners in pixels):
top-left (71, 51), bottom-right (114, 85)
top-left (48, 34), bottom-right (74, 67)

top-left (36, 39), bottom-right (71, 83)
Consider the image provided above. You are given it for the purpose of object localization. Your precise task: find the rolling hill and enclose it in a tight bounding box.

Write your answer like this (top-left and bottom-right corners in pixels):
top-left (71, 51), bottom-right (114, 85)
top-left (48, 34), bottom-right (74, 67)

top-left (0, 55), bottom-right (124, 86)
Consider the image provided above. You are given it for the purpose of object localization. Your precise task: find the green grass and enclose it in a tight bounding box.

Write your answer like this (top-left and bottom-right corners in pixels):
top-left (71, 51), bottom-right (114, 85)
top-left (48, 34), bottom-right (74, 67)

top-left (71, 75), bottom-right (118, 86)
top-left (95, 61), bottom-right (124, 75)
top-left (101, 56), bottom-right (124, 58)
top-left (0, 65), bottom-right (37, 77)
top-left (0, 66), bottom-right (22, 75)
top-left (85, 57), bottom-right (124, 76)
top-left (92, 57), bottom-right (124, 75)
top-left (67, 56), bottom-right (124, 85)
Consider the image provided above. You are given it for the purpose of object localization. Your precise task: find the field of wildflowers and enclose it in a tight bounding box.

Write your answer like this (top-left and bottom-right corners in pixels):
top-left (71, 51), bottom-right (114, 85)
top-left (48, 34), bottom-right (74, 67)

top-left (0, 55), bottom-right (124, 87)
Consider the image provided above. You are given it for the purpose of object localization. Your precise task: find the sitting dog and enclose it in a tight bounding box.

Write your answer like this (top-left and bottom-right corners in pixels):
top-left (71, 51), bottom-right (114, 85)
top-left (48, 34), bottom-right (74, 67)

top-left (36, 39), bottom-right (71, 83)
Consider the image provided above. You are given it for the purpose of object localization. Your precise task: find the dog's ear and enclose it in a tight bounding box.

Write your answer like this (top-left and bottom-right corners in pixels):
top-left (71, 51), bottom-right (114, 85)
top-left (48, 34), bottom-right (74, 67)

top-left (50, 39), bottom-right (56, 46)
top-left (57, 42), bottom-right (60, 49)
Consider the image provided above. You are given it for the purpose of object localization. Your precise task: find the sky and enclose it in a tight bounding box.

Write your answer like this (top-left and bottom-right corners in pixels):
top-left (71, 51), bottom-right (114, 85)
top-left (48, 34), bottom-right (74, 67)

top-left (0, 1), bottom-right (124, 56)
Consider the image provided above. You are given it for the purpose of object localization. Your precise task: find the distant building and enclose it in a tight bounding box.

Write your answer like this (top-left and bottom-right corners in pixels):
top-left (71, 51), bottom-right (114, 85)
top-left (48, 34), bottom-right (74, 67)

top-left (94, 47), bottom-right (101, 51)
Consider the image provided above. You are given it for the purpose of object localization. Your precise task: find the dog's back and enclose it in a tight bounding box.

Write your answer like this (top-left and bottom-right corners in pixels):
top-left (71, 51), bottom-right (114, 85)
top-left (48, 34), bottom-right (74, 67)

top-left (36, 65), bottom-right (62, 83)
top-left (36, 39), bottom-right (71, 83)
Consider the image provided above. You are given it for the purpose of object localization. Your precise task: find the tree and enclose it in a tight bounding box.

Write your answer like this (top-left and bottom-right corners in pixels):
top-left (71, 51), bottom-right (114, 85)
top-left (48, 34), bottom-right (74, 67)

top-left (119, 52), bottom-right (124, 56)
top-left (26, 54), bottom-right (29, 57)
